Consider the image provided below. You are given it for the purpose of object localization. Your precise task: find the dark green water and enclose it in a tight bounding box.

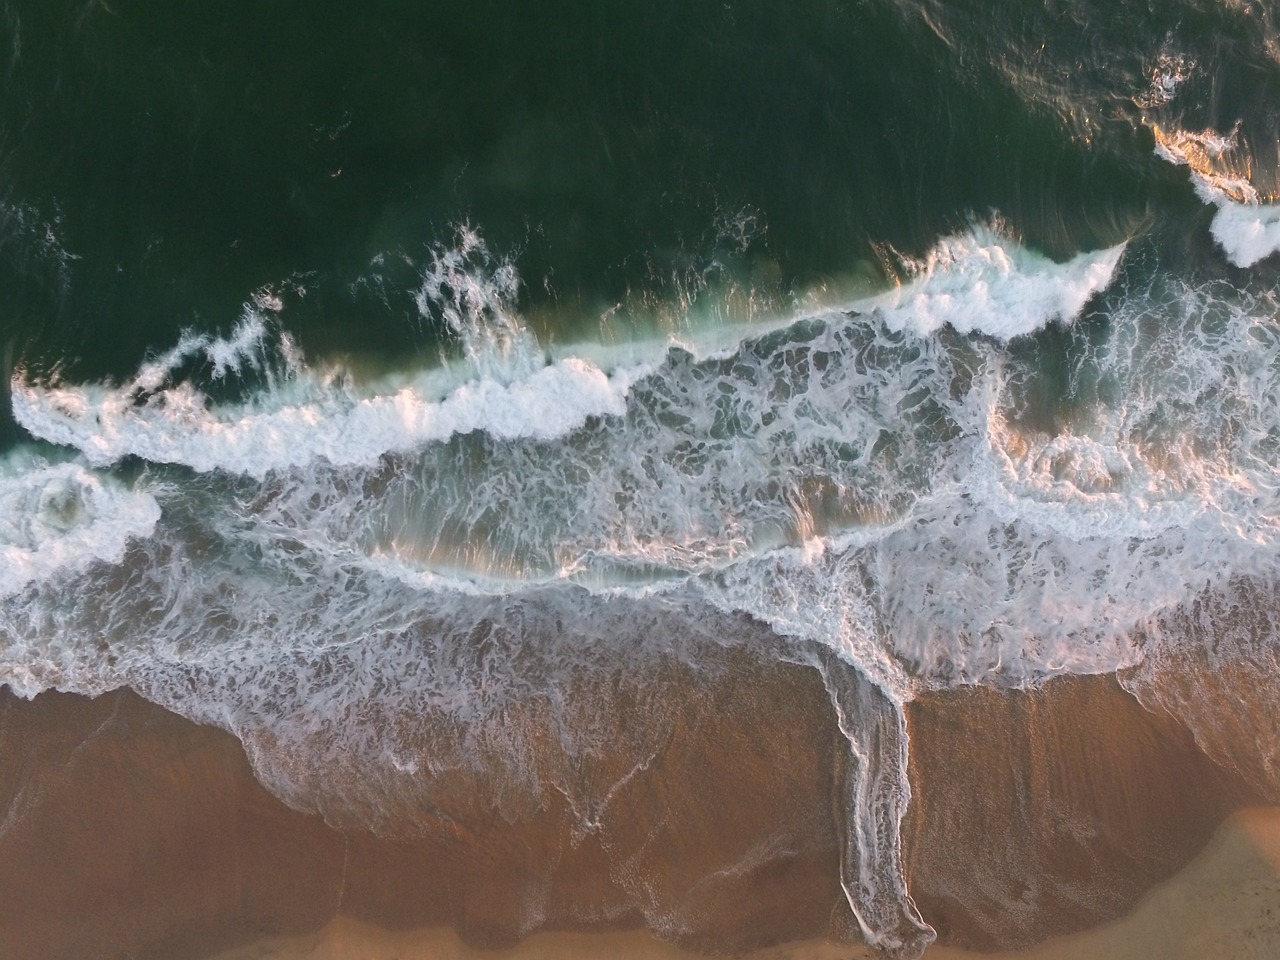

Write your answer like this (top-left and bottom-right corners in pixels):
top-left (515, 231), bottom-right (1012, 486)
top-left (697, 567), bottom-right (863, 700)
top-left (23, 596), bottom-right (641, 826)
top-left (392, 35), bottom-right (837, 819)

top-left (2, 0), bottom-right (1203, 388)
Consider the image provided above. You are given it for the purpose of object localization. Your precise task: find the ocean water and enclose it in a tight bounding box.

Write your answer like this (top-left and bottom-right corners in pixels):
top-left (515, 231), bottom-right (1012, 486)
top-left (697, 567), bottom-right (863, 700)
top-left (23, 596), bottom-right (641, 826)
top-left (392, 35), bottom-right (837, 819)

top-left (4, 0), bottom-right (1280, 955)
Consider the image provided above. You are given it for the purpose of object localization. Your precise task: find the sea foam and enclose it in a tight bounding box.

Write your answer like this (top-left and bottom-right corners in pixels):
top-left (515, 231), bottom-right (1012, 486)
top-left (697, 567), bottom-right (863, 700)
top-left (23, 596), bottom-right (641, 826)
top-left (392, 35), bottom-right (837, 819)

top-left (865, 225), bottom-right (1125, 340)
top-left (0, 452), bottom-right (160, 599)
top-left (11, 223), bottom-right (1272, 958)
top-left (11, 225), bottom-right (1122, 483)
top-left (9, 225), bottom-right (1268, 703)
top-left (11, 348), bottom-right (646, 480)
top-left (1154, 124), bottom-right (1280, 267)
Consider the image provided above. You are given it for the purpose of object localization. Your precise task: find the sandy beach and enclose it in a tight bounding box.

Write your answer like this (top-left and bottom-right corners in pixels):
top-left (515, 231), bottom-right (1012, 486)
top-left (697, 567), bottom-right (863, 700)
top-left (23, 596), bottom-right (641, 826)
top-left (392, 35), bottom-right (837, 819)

top-left (207, 799), bottom-right (1280, 960)
top-left (209, 799), bottom-right (1280, 960)
top-left (0, 646), bottom-right (1268, 960)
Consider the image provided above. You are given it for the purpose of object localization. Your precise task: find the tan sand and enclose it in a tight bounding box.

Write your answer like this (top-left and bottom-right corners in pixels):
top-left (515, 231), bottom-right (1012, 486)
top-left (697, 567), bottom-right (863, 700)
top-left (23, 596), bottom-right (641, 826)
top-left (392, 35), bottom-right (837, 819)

top-left (204, 805), bottom-right (1280, 960)
top-left (1002, 805), bottom-right (1280, 960)
top-left (903, 676), bottom-right (1255, 949)
top-left (0, 649), bottom-right (849, 960)
top-left (0, 650), bottom-right (1268, 960)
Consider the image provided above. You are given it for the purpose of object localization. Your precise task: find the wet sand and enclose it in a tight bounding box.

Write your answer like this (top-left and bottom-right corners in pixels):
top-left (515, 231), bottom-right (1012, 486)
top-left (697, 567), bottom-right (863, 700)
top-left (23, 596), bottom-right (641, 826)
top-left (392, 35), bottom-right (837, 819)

top-left (0, 646), bottom-right (1267, 960)
top-left (903, 678), bottom-right (1254, 949)
top-left (207, 804), bottom-right (1280, 960)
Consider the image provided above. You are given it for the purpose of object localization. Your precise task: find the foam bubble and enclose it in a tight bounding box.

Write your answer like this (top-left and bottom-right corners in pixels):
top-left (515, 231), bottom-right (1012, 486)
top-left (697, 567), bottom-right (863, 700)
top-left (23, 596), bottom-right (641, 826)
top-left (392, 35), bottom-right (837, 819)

top-left (11, 230), bottom-right (672, 479)
top-left (10, 232), bottom-right (1269, 701)
top-left (414, 225), bottom-right (538, 382)
top-left (700, 270), bottom-right (1280, 694)
top-left (1202, 189), bottom-right (1280, 269)
top-left (13, 225), bottom-right (1123, 492)
top-left (1122, 576), bottom-right (1280, 800)
top-left (1133, 47), bottom-right (1196, 108)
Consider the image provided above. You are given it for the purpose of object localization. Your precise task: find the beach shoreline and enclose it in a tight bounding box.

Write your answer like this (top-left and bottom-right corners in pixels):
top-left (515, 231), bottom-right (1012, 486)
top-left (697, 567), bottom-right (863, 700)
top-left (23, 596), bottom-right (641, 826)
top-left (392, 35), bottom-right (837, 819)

top-left (0, 650), bottom-right (1270, 960)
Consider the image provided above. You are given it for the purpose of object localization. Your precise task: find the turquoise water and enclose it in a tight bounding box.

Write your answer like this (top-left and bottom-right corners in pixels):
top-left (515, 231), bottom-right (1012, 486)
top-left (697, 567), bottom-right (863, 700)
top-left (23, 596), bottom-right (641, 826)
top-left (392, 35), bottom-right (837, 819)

top-left (5, 2), bottom-right (1280, 955)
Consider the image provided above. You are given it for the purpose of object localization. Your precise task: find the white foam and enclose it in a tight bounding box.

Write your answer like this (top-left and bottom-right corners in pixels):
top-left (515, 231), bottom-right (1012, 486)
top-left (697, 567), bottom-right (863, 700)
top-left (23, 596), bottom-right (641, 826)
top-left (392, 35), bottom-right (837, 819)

top-left (5, 244), bottom-right (1280, 955)
top-left (11, 232), bottom-right (1265, 700)
top-left (0, 452), bottom-right (160, 598)
top-left (12, 225), bottom-right (1126, 486)
top-left (414, 225), bottom-right (540, 381)
top-left (862, 225), bottom-right (1125, 340)
top-left (696, 269), bottom-right (1280, 691)
top-left (11, 229), bottom-right (668, 479)
top-left (12, 326), bottom-right (651, 480)
top-left (1121, 577), bottom-right (1280, 800)
top-left (1133, 47), bottom-right (1196, 108)
top-left (1154, 124), bottom-right (1280, 267)
top-left (1201, 186), bottom-right (1280, 268)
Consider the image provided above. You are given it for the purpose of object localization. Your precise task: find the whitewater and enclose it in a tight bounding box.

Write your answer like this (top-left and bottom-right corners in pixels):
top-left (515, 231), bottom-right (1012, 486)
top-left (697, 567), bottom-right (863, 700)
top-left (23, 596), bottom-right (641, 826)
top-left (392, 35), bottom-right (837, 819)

top-left (4, 223), bottom-right (1280, 955)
